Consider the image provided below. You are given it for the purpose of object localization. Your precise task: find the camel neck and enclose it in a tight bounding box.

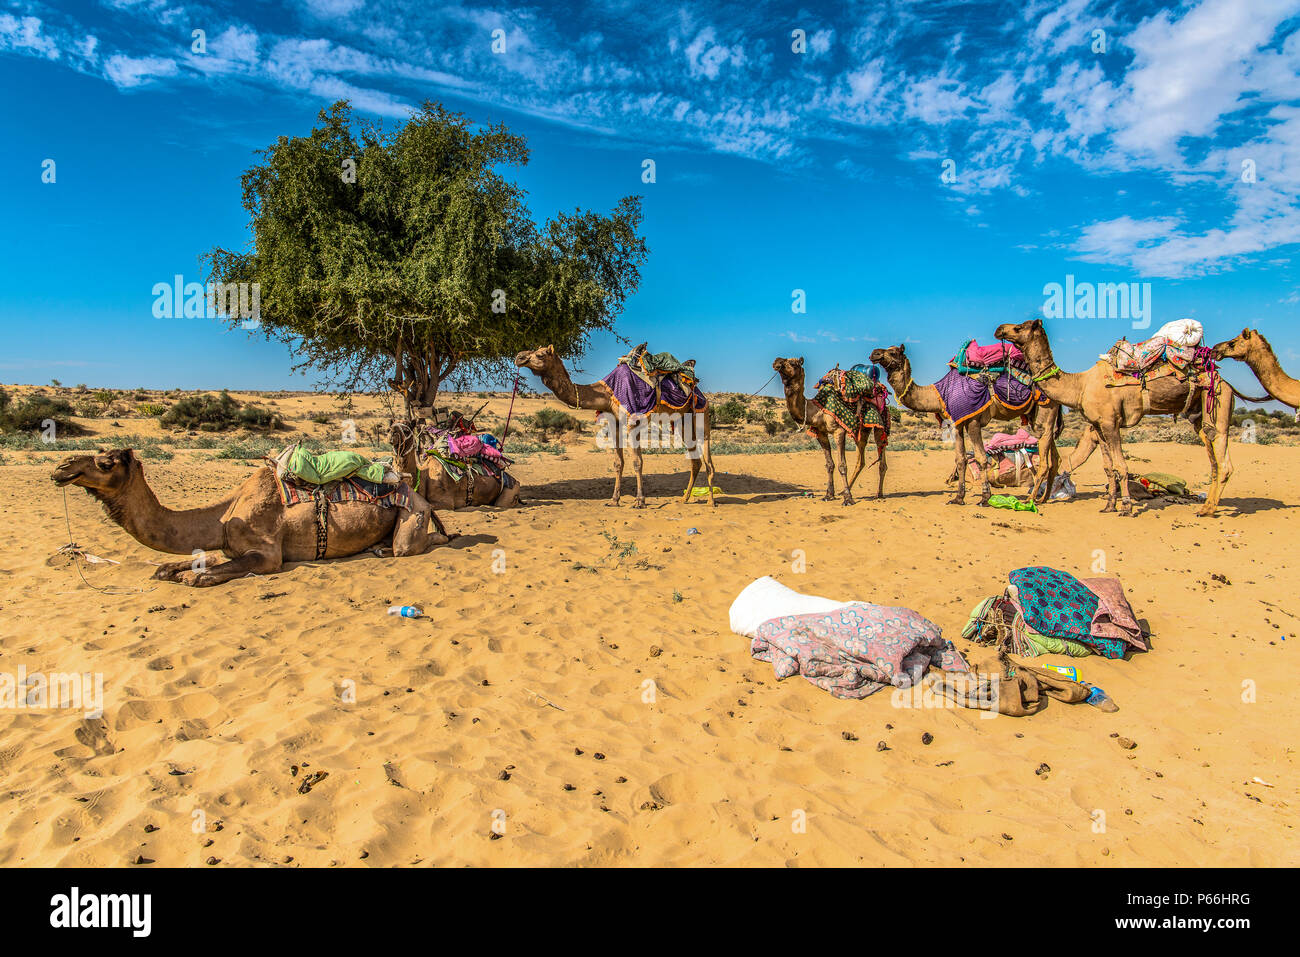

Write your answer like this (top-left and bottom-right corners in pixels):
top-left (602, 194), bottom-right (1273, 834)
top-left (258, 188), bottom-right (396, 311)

top-left (541, 364), bottom-right (608, 411)
top-left (97, 468), bottom-right (231, 555)
top-left (1243, 342), bottom-right (1300, 404)
top-left (886, 362), bottom-right (942, 414)
top-left (1022, 338), bottom-right (1085, 407)
top-left (781, 377), bottom-right (810, 425)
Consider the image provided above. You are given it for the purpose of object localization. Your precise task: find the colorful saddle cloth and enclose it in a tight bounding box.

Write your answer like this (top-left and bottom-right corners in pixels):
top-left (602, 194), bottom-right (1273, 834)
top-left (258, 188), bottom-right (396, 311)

top-left (413, 425), bottom-right (515, 487)
top-left (602, 362), bottom-right (706, 416)
top-left (958, 339), bottom-right (1028, 372)
top-left (810, 368), bottom-right (891, 443)
top-left (934, 368), bottom-right (1042, 427)
top-left (752, 604), bottom-right (970, 700)
top-left (1008, 566), bottom-right (1147, 659)
top-left (274, 468), bottom-right (414, 511)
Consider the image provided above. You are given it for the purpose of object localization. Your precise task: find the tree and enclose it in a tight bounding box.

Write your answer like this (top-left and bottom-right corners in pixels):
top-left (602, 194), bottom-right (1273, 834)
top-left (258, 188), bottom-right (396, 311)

top-left (207, 101), bottom-right (648, 418)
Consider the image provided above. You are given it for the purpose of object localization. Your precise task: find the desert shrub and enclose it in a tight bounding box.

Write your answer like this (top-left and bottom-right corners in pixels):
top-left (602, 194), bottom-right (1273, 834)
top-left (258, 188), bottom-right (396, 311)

top-left (161, 390), bottom-right (282, 432)
top-left (0, 394), bottom-right (78, 434)
top-left (713, 397), bottom-right (746, 425)
top-left (764, 419), bottom-right (780, 436)
top-left (136, 403), bottom-right (167, 416)
top-left (529, 408), bottom-right (582, 435)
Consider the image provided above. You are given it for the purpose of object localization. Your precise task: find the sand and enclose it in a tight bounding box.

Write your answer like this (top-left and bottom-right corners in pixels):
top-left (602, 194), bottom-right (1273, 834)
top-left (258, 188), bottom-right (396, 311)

top-left (1, 420), bottom-right (1297, 867)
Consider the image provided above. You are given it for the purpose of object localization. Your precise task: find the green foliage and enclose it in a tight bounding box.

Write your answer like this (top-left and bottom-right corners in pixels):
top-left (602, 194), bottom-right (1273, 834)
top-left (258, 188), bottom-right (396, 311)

top-left (161, 390), bottom-right (282, 432)
top-left (0, 394), bottom-right (78, 434)
top-left (529, 407), bottom-right (582, 435)
top-left (713, 397), bottom-right (747, 425)
top-left (208, 100), bottom-right (648, 413)
top-left (136, 403), bottom-right (167, 416)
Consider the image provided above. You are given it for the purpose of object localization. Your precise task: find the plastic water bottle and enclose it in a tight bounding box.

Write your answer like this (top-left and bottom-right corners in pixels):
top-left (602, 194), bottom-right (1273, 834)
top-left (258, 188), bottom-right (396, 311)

top-left (1084, 685), bottom-right (1118, 712)
top-left (387, 606), bottom-right (423, 619)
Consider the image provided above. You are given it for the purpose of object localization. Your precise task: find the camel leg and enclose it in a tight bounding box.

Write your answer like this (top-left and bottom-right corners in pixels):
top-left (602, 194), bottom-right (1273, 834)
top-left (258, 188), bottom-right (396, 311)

top-left (836, 431), bottom-right (854, 506)
top-left (816, 433), bottom-right (836, 500)
top-left (152, 557), bottom-right (203, 582)
top-left (699, 418), bottom-right (717, 507)
top-left (948, 425), bottom-right (968, 505)
top-left (493, 478), bottom-right (521, 508)
top-left (844, 435), bottom-right (867, 499)
top-left (875, 439), bottom-right (887, 499)
top-left (175, 549), bottom-right (281, 587)
top-left (680, 433), bottom-right (702, 504)
top-left (607, 446), bottom-right (624, 507)
top-left (1098, 420), bottom-right (1133, 516)
top-left (968, 425), bottom-right (993, 506)
top-left (393, 488), bottom-right (450, 555)
top-left (631, 443), bottom-right (646, 508)
top-left (1198, 388), bottom-right (1234, 517)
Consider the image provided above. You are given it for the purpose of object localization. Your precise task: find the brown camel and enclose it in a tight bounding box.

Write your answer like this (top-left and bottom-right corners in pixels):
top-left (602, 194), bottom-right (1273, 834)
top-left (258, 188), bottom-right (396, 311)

top-left (1212, 328), bottom-right (1300, 415)
top-left (772, 357), bottom-right (886, 504)
top-left (869, 344), bottom-right (1061, 505)
top-left (388, 421), bottom-right (523, 510)
top-left (51, 449), bottom-right (449, 586)
top-left (995, 319), bottom-right (1235, 517)
top-left (514, 344), bottom-right (716, 507)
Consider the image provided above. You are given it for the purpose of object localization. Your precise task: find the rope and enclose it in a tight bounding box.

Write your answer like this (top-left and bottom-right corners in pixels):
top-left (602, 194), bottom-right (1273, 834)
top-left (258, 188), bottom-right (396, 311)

top-left (55, 488), bottom-right (155, 595)
top-left (499, 374), bottom-right (522, 451)
top-left (1032, 365), bottom-right (1062, 382)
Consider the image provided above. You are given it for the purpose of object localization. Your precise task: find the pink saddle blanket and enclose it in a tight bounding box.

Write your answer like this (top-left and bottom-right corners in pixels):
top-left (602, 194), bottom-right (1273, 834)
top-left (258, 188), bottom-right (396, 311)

top-left (966, 340), bottom-right (1026, 367)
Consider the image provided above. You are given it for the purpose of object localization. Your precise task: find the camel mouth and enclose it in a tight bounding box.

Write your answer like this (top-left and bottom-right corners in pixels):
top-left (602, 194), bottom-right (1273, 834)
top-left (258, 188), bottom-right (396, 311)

top-left (993, 325), bottom-right (1013, 342)
top-left (513, 352), bottom-right (530, 367)
top-left (51, 469), bottom-right (81, 487)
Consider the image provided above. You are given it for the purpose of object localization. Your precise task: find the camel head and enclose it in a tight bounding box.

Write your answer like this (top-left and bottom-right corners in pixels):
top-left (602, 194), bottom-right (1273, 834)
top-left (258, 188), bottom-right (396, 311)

top-left (869, 345), bottom-right (907, 375)
top-left (514, 344), bottom-right (561, 375)
top-left (994, 317), bottom-right (1045, 350)
top-left (51, 448), bottom-right (138, 497)
top-left (771, 356), bottom-right (805, 386)
top-left (1212, 328), bottom-right (1257, 361)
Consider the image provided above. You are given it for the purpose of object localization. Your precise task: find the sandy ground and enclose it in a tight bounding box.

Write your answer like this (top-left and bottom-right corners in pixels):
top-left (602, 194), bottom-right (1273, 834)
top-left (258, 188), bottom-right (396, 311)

top-left (1, 430), bottom-right (1297, 867)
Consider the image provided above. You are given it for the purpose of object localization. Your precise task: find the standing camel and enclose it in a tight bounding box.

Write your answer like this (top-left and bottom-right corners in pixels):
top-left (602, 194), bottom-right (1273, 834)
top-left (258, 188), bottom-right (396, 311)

top-left (772, 357), bottom-right (886, 504)
top-left (514, 345), bottom-right (717, 507)
top-left (1212, 328), bottom-right (1300, 415)
top-left (388, 421), bottom-right (522, 509)
top-left (51, 449), bottom-right (449, 586)
top-left (869, 344), bottom-right (1061, 505)
top-left (995, 319), bottom-right (1235, 517)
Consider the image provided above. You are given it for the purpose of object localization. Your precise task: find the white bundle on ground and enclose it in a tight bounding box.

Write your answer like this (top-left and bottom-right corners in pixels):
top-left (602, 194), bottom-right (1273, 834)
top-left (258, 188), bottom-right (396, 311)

top-left (1154, 318), bottom-right (1204, 347)
top-left (728, 576), bottom-right (854, 637)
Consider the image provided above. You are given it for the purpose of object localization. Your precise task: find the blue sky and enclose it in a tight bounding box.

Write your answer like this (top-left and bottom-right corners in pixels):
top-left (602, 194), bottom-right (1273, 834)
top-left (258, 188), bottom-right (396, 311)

top-left (2, 0), bottom-right (1299, 394)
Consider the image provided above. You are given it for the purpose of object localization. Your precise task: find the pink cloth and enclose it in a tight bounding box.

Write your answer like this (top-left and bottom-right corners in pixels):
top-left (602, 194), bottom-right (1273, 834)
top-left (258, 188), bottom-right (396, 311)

top-left (984, 428), bottom-right (1038, 453)
top-left (752, 604), bottom-right (969, 700)
top-left (1082, 577), bottom-right (1148, 651)
top-left (448, 434), bottom-right (484, 458)
top-left (966, 340), bottom-right (1025, 367)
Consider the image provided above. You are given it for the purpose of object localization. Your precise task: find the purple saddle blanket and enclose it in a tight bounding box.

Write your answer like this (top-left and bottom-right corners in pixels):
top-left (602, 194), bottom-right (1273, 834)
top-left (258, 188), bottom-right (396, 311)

top-left (602, 363), bottom-right (706, 416)
top-left (935, 368), bottom-right (1037, 426)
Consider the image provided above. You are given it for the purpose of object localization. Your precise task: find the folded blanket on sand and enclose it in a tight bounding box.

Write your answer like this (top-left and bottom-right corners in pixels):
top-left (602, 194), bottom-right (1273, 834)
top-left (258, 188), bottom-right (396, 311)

top-left (728, 576), bottom-right (853, 637)
top-left (752, 605), bottom-right (970, 700)
top-left (1009, 566), bottom-right (1148, 658)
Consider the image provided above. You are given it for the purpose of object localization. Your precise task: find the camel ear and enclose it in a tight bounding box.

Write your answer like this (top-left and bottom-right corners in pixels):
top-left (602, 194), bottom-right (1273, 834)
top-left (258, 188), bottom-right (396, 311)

top-left (544, 344), bottom-right (555, 355)
top-left (796, 357), bottom-right (804, 366)
top-left (899, 344), bottom-right (906, 355)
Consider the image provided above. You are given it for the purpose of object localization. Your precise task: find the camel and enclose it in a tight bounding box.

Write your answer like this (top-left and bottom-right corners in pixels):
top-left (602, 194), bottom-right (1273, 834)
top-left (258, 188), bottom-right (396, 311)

top-left (869, 344), bottom-right (1061, 505)
top-left (772, 357), bottom-right (886, 504)
top-left (388, 421), bottom-right (522, 510)
top-left (995, 319), bottom-right (1235, 517)
top-left (1213, 328), bottom-right (1300, 415)
top-left (50, 448), bottom-right (449, 586)
top-left (514, 344), bottom-right (716, 507)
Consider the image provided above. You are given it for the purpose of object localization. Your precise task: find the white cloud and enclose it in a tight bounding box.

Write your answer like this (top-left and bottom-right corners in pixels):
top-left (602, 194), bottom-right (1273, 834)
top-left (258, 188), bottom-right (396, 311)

top-left (104, 54), bottom-right (178, 88)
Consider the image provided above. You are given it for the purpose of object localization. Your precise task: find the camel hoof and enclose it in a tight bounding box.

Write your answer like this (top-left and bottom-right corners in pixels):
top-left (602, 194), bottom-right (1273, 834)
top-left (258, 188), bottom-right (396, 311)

top-left (946, 497), bottom-right (964, 506)
top-left (842, 497), bottom-right (855, 507)
top-left (633, 500), bottom-right (646, 509)
top-left (605, 500), bottom-right (620, 508)
top-left (1195, 505), bottom-right (1215, 518)
top-left (822, 494), bottom-right (836, 502)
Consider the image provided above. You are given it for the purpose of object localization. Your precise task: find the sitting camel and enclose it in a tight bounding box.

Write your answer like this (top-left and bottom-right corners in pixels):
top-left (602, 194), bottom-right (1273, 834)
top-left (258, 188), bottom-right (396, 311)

top-left (388, 421), bottom-right (522, 510)
top-left (51, 449), bottom-right (449, 586)
top-left (514, 344), bottom-right (717, 507)
top-left (1213, 328), bottom-right (1300, 416)
top-left (869, 344), bottom-right (1061, 505)
top-left (995, 319), bottom-right (1235, 516)
top-left (772, 357), bottom-right (886, 504)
